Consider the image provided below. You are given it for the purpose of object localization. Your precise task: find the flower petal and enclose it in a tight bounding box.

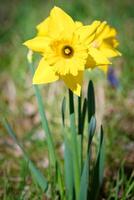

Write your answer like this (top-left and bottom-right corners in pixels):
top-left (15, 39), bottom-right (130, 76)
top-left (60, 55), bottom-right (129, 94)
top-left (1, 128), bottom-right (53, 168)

top-left (86, 47), bottom-right (111, 68)
top-left (97, 23), bottom-right (117, 40)
top-left (24, 37), bottom-right (50, 53)
top-left (48, 6), bottom-right (75, 37)
top-left (61, 71), bottom-right (83, 96)
top-left (33, 58), bottom-right (59, 84)
top-left (99, 38), bottom-right (121, 57)
top-left (99, 46), bottom-right (121, 58)
top-left (75, 21), bottom-right (83, 28)
top-left (76, 21), bottom-right (101, 43)
top-left (36, 17), bottom-right (50, 36)
top-left (92, 22), bottom-right (121, 59)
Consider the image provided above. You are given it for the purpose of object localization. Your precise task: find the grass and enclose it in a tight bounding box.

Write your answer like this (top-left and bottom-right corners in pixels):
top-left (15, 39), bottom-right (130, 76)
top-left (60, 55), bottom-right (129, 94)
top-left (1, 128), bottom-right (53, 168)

top-left (0, 0), bottom-right (134, 199)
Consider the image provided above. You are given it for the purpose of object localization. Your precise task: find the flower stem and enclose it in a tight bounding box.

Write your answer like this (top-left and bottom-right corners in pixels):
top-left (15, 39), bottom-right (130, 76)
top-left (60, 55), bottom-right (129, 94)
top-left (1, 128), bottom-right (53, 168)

top-left (68, 89), bottom-right (80, 199)
top-left (28, 58), bottom-right (56, 167)
top-left (28, 58), bottom-right (64, 197)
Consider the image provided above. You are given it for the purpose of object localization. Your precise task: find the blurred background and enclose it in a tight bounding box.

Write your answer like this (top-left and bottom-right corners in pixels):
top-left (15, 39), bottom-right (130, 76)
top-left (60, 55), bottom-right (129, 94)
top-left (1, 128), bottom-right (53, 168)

top-left (0, 0), bottom-right (134, 199)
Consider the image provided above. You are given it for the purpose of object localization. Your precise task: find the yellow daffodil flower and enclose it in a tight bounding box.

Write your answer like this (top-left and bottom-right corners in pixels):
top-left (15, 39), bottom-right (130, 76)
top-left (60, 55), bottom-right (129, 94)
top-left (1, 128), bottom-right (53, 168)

top-left (24, 7), bottom-right (98, 95)
top-left (87, 21), bottom-right (121, 73)
top-left (24, 6), bottom-right (121, 95)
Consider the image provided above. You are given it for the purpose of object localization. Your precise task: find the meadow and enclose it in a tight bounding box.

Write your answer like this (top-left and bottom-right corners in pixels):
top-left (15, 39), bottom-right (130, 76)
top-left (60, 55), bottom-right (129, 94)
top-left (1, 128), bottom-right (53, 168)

top-left (0, 0), bottom-right (134, 199)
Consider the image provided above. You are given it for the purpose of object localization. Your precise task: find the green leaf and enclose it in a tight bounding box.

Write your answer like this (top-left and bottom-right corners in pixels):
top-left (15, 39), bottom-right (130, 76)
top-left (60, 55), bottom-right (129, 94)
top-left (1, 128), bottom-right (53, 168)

top-left (87, 80), bottom-right (95, 123)
top-left (61, 97), bottom-right (66, 127)
top-left (68, 89), bottom-right (80, 200)
top-left (68, 89), bottom-right (77, 135)
top-left (78, 96), bottom-right (82, 135)
top-left (3, 119), bottom-right (48, 192)
top-left (64, 137), bottom-right (74, 200)
top-left (88, 116), bottom-right (96, 152)
top-left (78, 97), bottom-right (87, 135)
top-left (79, 150), bottom-right (90, 200)
top-left (88, 125), bottom-right (105, 200)
top-left (79, 116), bottom-right (96, 200)
top-left (81, 98), bottom-right (87, 134)
top-left (98, 126), bottom-right (105, 185)
top-left (77, 97), bottom-right (87, 171)
top-left (55, 161), bottom-right (64, 198)
top-left (125, 175), bottom-right (134, 198)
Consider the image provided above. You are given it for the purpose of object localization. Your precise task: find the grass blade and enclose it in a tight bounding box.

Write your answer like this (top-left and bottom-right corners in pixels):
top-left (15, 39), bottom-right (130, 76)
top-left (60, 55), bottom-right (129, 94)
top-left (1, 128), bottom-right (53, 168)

top-left (3, 119), bottom-right (48, 192)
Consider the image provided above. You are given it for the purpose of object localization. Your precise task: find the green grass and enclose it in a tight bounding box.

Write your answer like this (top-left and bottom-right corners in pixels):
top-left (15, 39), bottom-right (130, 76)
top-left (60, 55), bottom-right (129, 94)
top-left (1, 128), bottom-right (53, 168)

top-left (0, 0), bottom-right (134, 199)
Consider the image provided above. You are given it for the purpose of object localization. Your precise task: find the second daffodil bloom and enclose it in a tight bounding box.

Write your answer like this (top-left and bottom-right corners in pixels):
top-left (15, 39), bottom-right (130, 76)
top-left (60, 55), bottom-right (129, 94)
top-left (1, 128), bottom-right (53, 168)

top-left (86, 21), bottom-right (121, 73)
top-left (24, 6), bottom-right (121, 96)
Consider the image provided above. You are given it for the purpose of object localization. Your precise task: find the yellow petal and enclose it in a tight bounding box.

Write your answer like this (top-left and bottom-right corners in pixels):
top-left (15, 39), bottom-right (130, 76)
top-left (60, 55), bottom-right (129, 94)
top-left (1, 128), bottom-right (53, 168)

top-left (96, 22), bottom-right (117, 41)
top-left (75, 21), bottom-right (83, 28)
top-left (36, 17), bottom-right (50, 36)
top-left (48, 6), bottom-right (75, 37)
top-left (100, 46), bottom-right (121, 58)
top-left (76, 21), bottom-right (101, 43)
top-left (95, 21), bottom-right (107, 38)
top-left (61, 71), bottom-right (83, 96)
top-left (24, 37), bottom-right (50, 53)
top-left (99, 38), bottom-right (121, 57)
top-left (108, 27), bottom-right (117, 37)
top-left (86, 47), bottom-right (111, 68)
top-left (33, 58), bottom-right (59, 84)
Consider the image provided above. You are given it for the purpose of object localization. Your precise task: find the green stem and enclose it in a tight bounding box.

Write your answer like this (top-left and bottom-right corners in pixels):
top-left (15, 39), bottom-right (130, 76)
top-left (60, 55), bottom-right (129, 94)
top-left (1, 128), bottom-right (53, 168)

top-left (28, 61), bottom-right (56, 167)
top-left (68, 89), bottom-right (80, 199)
top-left (78, 96), bottom-right (83, 173)
top-left (69, 90), bottom-right (77, 135)
top-left (28, 60), bottom-right (64, 197)
top-left (78, 96), bottom-right (82, 135)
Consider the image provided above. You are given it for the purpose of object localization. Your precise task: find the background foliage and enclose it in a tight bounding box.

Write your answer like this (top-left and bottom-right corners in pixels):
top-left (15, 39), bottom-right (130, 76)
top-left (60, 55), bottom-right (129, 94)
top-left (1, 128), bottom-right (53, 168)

top-left (0, 0), bottom-right (134, 199)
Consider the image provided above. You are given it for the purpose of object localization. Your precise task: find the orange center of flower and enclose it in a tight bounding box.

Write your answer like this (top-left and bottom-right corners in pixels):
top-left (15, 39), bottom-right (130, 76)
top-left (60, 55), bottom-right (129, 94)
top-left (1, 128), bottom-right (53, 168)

top-left (62, 46), bottom-right (74, 58)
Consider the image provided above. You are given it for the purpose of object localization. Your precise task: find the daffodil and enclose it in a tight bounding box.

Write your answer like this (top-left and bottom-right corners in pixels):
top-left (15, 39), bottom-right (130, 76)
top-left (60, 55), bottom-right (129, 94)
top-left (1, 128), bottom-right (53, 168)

top-left (24, 7), bottom-right (102, 95)
top-left (24, 6), bottom-right (121, 95)
top-left (87, 21), bottom-right (121, 73)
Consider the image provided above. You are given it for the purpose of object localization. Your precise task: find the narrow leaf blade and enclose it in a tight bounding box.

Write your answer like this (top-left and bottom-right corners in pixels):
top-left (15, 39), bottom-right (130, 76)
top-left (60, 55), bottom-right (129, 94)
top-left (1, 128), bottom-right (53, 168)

top-left (81, 98), bottom-right (87, 135)
top-left (64, 137), bottom-right (74, 200)
top-left (87, 80), bottom-right (95, 123)
top-left (78, 96), bottom-right (82, 135)
top-left (3, 119), bottom-right (48, 192)
top-left (89, 125), bottom-right (105, 200)
top-left (88, 116), bottom-right (96, 152)
top-left (61, 97), bottom-right (66, 127)
top-left (79, 154), bottom-right (90, 200)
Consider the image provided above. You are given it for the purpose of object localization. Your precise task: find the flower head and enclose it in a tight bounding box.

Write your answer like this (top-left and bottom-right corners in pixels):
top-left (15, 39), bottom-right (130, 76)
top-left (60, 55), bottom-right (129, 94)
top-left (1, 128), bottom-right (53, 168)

top-left (86, 21), bottom-right (121, 73)
top-left (24, 6), bottom-right (121, 95)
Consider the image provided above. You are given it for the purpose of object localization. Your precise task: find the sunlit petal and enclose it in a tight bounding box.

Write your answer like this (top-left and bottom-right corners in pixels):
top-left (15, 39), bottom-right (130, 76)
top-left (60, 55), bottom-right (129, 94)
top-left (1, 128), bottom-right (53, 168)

top-left (24, 37), bottom-right (50, 53)
top-left (48, 6), bottom-right (75, 37)
top-left (61, 71), bottom-right (83, 96)
top-left (36, 17), bottom-right (50, 36)
top-left (33, 58), bottom-right (59, 84)
top-left (87, 47), bottom-right (111, 68)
